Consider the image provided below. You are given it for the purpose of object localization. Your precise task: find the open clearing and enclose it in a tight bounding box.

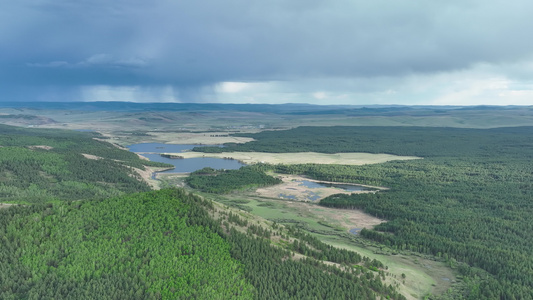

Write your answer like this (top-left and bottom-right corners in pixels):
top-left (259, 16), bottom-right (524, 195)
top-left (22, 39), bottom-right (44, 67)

top-left (0, 203), bottom-right (14, 209)
top-left (131, 166), bottom-right (175, 190)
top-left (174, 151), bottom-right (420, 165)
top-left (145, 131), bottom-right (255, 145)
top-left (323, 236), bottom-right (456, 300)
top-left (284, 200), bottom-right (386, 230)
top-left (237, 195), bottom-right (384, 237)
top-left (256, 174), bottom-right (385, 202)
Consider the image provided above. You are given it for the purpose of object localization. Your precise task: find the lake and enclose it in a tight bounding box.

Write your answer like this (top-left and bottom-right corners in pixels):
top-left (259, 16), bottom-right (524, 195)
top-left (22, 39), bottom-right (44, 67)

top-left (127, 143), bottom-right (245, 173)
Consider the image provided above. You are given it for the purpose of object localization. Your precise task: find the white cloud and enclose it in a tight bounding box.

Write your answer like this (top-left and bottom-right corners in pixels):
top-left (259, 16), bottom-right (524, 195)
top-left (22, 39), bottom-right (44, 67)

top-left (313, 92), bottom-right (327, 100)
top-left (217, 82), bottom-right (250, 93)
top-left (80, 85), bottom-right (179, 102)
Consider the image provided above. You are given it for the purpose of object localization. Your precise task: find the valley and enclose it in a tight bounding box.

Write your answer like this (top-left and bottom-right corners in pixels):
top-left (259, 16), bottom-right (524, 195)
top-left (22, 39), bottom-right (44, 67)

top-left (118, 133), bottom-right (456, 299)
top-left (2, 103), bottom-right (533, 299)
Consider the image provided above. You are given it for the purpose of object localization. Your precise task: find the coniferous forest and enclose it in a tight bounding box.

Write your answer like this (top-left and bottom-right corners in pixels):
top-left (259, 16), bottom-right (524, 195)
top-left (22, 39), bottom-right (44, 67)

top-left (186, 167), bottom-right (282, 194)
top-left (225, 126), bottom-right (533, 299)
top-left (0, 125), bottom-right (171, 203)
top-left (4, 122), bottom-right (533, 298)
top-left (0, 124), bottom-right (405, 299)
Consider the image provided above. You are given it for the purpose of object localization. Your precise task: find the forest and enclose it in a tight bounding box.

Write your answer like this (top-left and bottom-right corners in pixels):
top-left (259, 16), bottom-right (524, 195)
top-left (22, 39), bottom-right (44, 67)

top-left (234, 126), bottom-right (533, 299)
top-left (0, 125), bottom-right (171, 203)
top-left (0, 125), bottom-right (404, 299)
top-left (4, 121), bottom-right (533, 298)
top-left (193, 125), bottom-right (533, 157)
top-left (0, 189), bottom-right (253, 299)
top-left (0, 188), bottom-right (404, 300)
top-left (186, 167), bottom-right (281, 194)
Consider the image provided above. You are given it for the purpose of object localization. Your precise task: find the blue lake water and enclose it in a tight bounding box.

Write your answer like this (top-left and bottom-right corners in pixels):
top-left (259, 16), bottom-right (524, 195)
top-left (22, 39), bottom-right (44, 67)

top-left (349, 228), bottom-right (361, 235)
top-left (278, 194), bottom-right (297, 200)
top-left (127, 143), bottom-right (244, 173)
top-left (300, 180), bottom-right (368, 192)
top-left (141, 154), bottom-right (245, 173)
top-left (307, 192), bottom-right (321, 201)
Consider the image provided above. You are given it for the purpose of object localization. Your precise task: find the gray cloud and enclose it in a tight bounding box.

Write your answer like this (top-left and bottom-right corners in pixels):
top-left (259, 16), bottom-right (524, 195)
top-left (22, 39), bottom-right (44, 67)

top-left (1, 0), bottom-right (533, 103)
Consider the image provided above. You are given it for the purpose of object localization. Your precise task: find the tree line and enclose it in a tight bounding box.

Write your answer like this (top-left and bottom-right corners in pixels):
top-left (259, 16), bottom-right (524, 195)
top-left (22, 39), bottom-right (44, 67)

top-left (238, 126), bottom-right (533, 299)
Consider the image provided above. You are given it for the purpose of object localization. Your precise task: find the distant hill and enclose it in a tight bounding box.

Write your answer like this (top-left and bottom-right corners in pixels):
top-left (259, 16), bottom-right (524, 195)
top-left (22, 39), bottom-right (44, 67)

top-left (0, 101), bottom-right (466, 114)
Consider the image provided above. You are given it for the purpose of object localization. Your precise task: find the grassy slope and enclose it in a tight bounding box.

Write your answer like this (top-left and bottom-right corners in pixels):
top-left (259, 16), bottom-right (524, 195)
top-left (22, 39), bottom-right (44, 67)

top-left (209, 192), bottom-right (454, 299)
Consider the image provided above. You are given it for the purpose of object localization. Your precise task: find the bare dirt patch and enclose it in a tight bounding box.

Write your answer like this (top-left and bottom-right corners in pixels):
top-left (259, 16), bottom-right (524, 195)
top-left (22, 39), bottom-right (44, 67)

top-left (131, 166), bottom-right (170, 190)
top-left (136, 153), bottom-right (150, 161)
top-left (28, 145), bottom-right (53, 150)
top-left (0, 203), bottom-right (14, 209)
top-left (81, 153), bottom-right (102, 160)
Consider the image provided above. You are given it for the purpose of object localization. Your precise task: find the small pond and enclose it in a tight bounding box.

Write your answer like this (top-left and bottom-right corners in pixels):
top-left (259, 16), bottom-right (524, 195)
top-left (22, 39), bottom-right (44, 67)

top-left (299, 180), bottom-right (369, 192)
top-left (278, 194), bottom-right (297, 200)
top-left (349, 228), bottom-right (361, 235)
top-left (128, 143), bottom-right (244, 173)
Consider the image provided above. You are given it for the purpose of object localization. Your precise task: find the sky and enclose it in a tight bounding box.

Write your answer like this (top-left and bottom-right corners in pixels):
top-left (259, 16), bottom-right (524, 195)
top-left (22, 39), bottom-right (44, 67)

top-left (1, 0), bottom-right (533, 105)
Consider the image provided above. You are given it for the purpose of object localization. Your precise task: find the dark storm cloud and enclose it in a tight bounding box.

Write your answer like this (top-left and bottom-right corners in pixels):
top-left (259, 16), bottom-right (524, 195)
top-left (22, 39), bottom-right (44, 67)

top-left (1, 0), bottom-right (533, 102)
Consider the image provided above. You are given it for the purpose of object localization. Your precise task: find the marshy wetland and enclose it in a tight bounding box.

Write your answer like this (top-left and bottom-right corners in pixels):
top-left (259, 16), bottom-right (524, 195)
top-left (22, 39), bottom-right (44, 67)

top-left (255, 175), bottom-right (382, 202)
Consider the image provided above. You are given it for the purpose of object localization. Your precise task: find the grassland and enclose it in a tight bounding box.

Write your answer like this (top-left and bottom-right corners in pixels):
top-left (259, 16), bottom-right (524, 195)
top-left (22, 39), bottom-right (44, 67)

top-left (323, 237), bottom-right (456, 299)
top-left (4, 105), bottom-right (533, 143)
top-left (145, 131), bottom-right (255, 145)
top-left (175, 151), bottom-right (420, 165)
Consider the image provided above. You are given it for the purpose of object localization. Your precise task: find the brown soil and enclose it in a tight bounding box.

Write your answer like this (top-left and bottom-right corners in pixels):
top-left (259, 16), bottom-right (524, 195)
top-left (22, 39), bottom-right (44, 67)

top-left (131, 166), bottom-right (169, 190)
